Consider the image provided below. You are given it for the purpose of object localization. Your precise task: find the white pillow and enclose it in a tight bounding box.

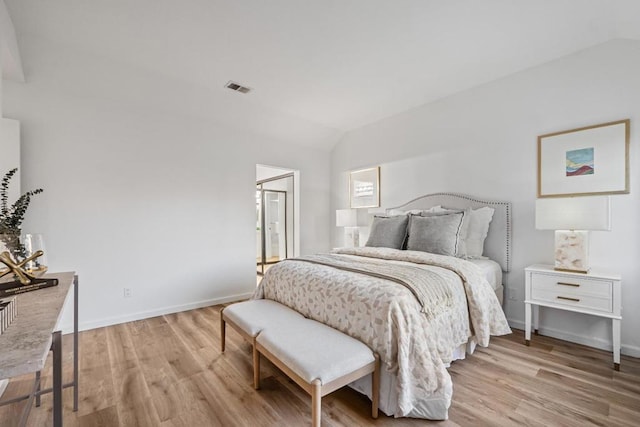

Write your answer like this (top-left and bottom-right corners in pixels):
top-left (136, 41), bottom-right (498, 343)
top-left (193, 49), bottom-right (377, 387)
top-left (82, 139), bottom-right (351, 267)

top-left (387, 206), bottom-right (442, 216)
top-left (433, 206), bottom-right (495, 258)
top-left (463, 207), bottom-right (495, 258)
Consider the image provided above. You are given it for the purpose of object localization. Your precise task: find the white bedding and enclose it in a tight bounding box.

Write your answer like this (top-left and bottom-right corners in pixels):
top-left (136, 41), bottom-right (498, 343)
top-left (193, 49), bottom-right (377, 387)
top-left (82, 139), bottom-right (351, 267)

top-left (468, 259), bottom-right (502, 291)
top-left (254, 247), bottom-right (511, 419)
top-left (350, 257), bottom-right (504, 418)
top-left (468, 259), bottom-right (504, 304)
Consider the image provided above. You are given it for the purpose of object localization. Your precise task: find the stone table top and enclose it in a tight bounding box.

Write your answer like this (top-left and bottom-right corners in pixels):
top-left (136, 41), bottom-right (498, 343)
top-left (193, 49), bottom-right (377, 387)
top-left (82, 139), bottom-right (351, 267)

top-left (0, 272), bottom-right (75, 379)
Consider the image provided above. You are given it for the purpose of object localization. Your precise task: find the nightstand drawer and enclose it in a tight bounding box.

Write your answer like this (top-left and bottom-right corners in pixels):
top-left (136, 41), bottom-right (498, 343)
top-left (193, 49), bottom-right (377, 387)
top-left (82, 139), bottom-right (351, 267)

top-left (530, 273), bottom-right (612, 298)
top-left (530, 287), bottom-right (612, 313)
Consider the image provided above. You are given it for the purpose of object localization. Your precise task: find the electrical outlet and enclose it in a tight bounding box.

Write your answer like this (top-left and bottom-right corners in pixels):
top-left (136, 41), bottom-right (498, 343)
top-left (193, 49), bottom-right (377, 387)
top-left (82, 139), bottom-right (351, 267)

top-left (123, 288), bottom-right (132, 298)
top-left (507, 287), bottom-right (521, 301)
top-left (507, 287), bottom-right (524, 301)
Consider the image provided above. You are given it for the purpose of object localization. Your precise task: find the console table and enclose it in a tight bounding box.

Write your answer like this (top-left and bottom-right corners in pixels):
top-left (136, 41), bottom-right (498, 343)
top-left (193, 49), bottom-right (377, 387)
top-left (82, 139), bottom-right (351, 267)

top-left (0, 272), bottom-right (79, 426)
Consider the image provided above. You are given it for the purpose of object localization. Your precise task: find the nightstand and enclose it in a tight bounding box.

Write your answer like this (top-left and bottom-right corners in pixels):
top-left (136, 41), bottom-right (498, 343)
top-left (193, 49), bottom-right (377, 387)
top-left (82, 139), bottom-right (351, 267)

top-left (524, 264), bottom-right (622, 370)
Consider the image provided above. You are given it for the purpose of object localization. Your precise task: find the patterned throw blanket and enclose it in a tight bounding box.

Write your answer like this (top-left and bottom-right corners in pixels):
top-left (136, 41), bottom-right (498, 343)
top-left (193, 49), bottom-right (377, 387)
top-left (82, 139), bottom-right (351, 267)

top-left (332, 247), bottom-right (511, 347)
top-left (254, 247), bottom-right (511, 418)
top-left (289, 253), bottom-right (455, 319)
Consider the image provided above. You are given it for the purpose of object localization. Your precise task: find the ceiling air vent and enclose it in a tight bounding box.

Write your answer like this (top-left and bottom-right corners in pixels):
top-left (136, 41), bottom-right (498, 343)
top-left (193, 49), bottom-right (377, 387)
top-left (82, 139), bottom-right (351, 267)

top-left (225, 81), bottom-right (252, 94)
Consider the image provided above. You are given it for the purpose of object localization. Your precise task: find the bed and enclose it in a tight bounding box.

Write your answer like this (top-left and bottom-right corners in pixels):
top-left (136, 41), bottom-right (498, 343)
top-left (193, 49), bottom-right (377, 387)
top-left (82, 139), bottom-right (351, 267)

top-left (254, 193), bottom-right (512, 420)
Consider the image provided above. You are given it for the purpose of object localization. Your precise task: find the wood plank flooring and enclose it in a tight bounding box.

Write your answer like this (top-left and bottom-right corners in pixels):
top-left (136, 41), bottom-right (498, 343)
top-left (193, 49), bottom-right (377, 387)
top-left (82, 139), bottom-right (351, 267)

top-left (1, 305), bottom-right (639, 426)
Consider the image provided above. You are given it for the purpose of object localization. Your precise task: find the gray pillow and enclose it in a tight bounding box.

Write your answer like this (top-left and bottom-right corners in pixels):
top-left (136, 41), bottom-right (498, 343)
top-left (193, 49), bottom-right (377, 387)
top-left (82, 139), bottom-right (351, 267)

top-left (406, 212), bottom-right (465, 256)
top-left (421, 209), bottom-right (470, 258)
top-left (365, 215), bottom-right (409, 249)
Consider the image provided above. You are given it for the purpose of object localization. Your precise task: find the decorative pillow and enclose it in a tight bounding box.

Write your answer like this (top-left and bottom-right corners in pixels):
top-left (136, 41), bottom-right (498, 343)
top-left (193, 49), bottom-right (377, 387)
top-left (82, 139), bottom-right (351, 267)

top-left (365, 215), bottom-right (409, 249)
top-left (464, 207), bottom-right (495, 258)
top-left (379, 207), bottom-right (444, 250)
top-left (406, 212), bottom-right (465, 256)
top-left (433, 206), bottom-right (495, 258)
top-left (420, 209), bottom-right (469, 258)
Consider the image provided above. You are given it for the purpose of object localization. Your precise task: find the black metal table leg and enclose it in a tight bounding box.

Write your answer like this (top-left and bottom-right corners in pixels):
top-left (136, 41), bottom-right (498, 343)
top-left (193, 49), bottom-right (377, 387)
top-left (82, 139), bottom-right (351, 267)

top-left (35, 371), bottom-right (41, 407)
top-left (52, 330), bottom-right (63, 427)
top-left (73, 275), bottom-right (79, 412)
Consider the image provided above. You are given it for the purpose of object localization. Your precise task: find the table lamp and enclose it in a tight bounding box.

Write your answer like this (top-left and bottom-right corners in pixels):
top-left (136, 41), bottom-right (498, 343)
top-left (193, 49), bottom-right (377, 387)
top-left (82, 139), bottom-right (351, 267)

top-left (535, 196), bottom-right (610, 273)
top-left (336, 209), bottom-right (359, 247)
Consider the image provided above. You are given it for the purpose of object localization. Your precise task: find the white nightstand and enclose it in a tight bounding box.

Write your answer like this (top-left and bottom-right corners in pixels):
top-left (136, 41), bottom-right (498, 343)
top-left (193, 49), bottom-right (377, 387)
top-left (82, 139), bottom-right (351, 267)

top-left (524, 264), bottom-right (622, 370)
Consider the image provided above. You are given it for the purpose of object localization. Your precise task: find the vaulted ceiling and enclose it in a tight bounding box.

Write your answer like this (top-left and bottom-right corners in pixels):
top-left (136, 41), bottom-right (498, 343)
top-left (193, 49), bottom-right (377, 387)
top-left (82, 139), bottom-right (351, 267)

top-left (4, 0), bottom-right (640, 149)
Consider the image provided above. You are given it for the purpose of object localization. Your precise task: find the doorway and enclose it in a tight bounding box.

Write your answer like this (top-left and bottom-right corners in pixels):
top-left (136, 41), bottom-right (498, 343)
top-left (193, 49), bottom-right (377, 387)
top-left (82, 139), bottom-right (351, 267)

top-left (256, 165), bottom-right (298, 278)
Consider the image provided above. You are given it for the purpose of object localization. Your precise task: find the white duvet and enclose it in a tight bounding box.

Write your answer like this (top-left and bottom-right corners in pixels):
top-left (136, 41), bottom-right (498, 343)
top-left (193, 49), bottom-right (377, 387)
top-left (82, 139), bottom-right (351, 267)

top-left (254, 247), bottom-right (511, 419)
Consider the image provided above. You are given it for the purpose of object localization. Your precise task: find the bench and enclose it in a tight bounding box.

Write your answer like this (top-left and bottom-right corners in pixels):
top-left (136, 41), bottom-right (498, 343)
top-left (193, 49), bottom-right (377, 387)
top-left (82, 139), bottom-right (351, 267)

top-left (221, 299), bottom-right (380, 427)
top-left (220, 299), bottom-right (306, 386)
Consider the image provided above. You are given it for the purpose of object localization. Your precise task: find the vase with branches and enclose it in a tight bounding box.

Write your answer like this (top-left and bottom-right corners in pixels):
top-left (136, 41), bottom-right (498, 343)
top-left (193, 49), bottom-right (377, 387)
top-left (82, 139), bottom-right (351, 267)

top-left (0, 168), bottom-right (44, 260)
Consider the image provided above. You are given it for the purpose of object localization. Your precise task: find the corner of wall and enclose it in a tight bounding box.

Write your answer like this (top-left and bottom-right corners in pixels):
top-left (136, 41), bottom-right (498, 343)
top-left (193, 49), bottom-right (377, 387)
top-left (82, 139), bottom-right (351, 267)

top-left (0, 0), bottom-right (25, 84)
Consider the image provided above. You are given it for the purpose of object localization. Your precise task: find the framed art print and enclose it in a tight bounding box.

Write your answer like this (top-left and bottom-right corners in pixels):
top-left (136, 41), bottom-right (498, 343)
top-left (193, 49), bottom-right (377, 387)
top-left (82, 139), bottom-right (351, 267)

top-left (537, 119), bottom-right (630, 198)
top-left (349, 167), bottom-right (380, 208)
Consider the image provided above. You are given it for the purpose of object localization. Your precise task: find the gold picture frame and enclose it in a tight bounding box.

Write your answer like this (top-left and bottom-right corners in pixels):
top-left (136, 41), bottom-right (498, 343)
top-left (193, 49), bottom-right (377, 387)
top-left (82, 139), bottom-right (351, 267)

top-left (349, 167), bottom-right (380, 208)
top-left (537, 119), bottom-right (630, 198)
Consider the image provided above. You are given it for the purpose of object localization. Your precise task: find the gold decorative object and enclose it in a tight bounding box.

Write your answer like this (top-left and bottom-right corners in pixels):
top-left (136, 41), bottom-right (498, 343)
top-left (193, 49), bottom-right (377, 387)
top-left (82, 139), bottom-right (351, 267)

top-left (0, 250), bottom-right (47, 285)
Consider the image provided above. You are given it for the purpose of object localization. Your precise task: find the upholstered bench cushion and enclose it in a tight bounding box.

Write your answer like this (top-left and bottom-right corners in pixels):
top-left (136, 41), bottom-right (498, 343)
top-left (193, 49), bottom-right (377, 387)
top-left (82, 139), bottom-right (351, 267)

top-left (256, 318), bottom-right (375, 385)
top-left (223, 299), bottom-right (305, 336)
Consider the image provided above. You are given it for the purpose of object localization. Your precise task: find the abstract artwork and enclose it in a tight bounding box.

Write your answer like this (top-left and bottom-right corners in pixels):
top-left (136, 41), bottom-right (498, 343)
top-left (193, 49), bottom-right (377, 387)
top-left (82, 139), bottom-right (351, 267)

top-left (538, 119), bottom-right (629, 197)
top-left (566, 148), bottom-right (594, 176)
top-left (349, 167), bottom-right (380, 208)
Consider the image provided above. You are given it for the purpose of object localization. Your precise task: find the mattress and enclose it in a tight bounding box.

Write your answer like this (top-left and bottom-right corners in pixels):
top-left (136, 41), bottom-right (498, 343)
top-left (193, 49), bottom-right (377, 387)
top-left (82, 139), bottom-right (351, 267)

top-left (468, 259), bottom-right (502, 291)
top-left (468, 258), bottom-right (504, 305)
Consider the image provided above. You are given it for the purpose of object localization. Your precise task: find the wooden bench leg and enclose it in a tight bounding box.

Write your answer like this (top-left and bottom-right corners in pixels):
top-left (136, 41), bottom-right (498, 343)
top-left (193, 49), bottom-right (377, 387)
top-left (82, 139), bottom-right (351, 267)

top-left (311, 379), bottom-right (322, 427)
top-left (253, 337), bottom-right (261, 389)
top-left (220, 312), bottom-right (227, 353)
top-left (372, 354), bottom-right (380, 419)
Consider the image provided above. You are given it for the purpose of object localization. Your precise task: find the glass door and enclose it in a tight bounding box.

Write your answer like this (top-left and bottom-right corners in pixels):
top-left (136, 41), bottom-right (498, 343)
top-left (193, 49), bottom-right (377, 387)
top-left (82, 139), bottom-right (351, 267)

top-left (264, 190), bottom-right (287, 263)
top-left (256, 177), bottom-right (291, 276)
top-left (256, 185), bottom-right (263, 275)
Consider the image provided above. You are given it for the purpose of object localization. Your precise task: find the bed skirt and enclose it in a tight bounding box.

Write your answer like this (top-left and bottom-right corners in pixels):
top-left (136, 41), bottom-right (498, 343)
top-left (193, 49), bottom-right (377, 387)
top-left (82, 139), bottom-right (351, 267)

top-left (348, 339), bottom-right (477, 419)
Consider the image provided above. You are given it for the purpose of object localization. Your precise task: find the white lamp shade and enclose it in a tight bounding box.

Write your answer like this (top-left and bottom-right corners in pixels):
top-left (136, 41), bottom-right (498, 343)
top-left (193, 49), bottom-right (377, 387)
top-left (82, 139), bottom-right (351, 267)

top-left (535, 196), bottom-right (610, 231)
top-left (336, 209), bottom-right (358, 227)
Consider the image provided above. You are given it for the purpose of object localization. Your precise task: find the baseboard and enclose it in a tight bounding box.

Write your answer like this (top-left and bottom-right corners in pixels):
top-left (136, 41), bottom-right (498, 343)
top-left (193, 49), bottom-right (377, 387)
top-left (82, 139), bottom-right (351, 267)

top-left (61, 292), bottom-right (254, 334)
top-left (59, 303), bottom-right (640, 357)
top-left (508, 318), bottom-right (640, 358)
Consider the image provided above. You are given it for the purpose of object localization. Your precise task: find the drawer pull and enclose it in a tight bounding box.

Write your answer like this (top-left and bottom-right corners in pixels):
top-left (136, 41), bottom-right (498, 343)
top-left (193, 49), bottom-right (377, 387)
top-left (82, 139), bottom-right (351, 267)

top-left (557, 282), bottom-right (580, 287)
top-left (557, 296), bottom-right (580, 302)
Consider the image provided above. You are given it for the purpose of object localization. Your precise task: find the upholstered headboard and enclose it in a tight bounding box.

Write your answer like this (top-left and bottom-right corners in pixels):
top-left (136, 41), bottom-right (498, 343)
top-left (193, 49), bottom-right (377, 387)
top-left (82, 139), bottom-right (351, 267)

top-left (387, 193), bottom-right (512, 272)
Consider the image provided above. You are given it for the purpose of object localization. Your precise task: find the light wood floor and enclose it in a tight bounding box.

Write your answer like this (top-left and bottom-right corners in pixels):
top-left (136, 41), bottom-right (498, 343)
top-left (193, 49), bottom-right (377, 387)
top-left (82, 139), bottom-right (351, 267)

top-left (1, 305), bottom-right (639, 426)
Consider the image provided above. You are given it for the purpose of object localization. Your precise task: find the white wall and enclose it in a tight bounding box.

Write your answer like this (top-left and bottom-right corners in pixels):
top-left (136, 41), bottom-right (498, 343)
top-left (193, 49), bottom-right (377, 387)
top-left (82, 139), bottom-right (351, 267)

top-left (0, 65), bottom-right (3, 117)
top-left (0, 44), bottom-right (21, 205)
top-left (4, 35), bottom-right (332, 331)
top-left (0, 118), bottom-right (20, 198)
top-left (256, 164), bottom-right (293, 182)
top-left (0, 0), bottom-right (24, 87)
top-left (331, 39), bottom-right (640, 357)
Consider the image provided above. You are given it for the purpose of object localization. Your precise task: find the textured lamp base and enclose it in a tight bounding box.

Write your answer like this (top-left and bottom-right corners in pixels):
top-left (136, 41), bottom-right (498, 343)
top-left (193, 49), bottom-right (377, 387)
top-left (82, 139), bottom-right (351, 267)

top-left (554, 230), bottom-right (590, 273)
top-left (343, 227), bottom-right (360, 248)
